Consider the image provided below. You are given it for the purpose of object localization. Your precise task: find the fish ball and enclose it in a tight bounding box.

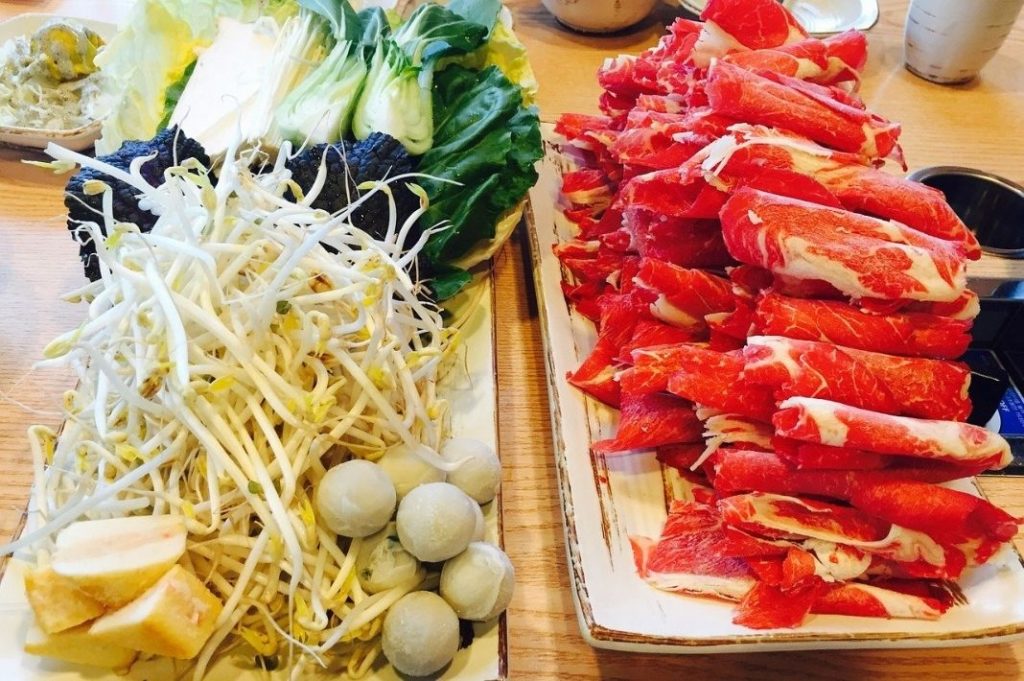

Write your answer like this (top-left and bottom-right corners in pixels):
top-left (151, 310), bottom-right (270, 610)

top-left (355, 523), bottom-right (422, 594)
top-left (441, 438), bottom-right (501, 504)
top-left (471, 502), bottom-right (486, 543)
top-left (378, 443), bottom-right (446, 500)
top-left (382, 591), bottom-right (459, 677)
top-left (397, 482), bottom-right (477, 562)
top-left (315, 460), bottom-right (395, 538)
top-left (440, 542), bottom-right (515, 621)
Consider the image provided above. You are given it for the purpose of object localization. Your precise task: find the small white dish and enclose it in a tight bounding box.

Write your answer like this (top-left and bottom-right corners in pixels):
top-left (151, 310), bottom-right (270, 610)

top-left (0, 13), bottom-right (118, 152)
top-left (543, 0), bottom-right (659, 33)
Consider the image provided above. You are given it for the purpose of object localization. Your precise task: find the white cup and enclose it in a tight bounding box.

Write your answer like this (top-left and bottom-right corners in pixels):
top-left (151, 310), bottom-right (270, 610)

top-left (542, 0), bottom-right (659, 33)
top-left (904, 0), bottom-right (1024, 84)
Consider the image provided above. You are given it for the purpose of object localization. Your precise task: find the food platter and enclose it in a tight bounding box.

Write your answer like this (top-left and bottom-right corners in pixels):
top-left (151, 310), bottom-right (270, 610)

top-left (526, 125), bottom-right (1024, 652)
top-left (0, 13), bottom-right (116, 151)
top-left (0, 272), bottom-right (507, 681)
top-left (0, 0), bottom-right (540, 674)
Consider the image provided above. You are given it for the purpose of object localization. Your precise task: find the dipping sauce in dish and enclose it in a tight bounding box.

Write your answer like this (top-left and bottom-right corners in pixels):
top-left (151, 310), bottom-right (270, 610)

top-left (0, 19), bottom-right (106, 130)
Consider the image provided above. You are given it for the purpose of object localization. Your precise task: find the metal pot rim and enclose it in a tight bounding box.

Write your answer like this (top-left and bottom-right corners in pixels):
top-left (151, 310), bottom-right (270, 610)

top-left (906, 166), bottom-right (1024, 260)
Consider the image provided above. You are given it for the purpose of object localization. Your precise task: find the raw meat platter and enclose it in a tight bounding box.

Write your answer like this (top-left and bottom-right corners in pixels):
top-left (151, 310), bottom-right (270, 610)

top-left (525, 0), bottom-right (1024, 653)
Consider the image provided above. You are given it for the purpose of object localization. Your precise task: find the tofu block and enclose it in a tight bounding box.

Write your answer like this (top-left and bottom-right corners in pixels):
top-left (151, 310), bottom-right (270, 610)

top-left (24, 622), bottom-right (137, 669)
top-left (52, 515), bottom-right (187, 607)
top-left (89, 565), bottom-right (223, 659)
top-left (24, 565), bottom-right (106, 634)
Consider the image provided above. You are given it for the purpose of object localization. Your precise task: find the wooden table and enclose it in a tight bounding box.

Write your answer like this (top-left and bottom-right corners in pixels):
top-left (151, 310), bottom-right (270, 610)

top-left (2, 1), bottom-right (1023, 679)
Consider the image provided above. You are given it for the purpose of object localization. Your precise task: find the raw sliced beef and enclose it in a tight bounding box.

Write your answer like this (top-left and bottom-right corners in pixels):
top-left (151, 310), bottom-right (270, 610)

top-left (850, 480), bottom-right (1020, 549)
top-left (623, 210), bottom-right (732, 268)
top-left (656, 347), bottom-right (777, 420)
top-left (811, 581), bottom-right (948, 619)
top-left (705, 61), bottom-right (900, 160)
top-left (593, 392), bottom-right (703, 454)
top-left (694, 0), bottom-right (807, 64)
top-left (631, 499), bottom-right (756, 600)
top-left (773, 397), bottom-right (1012, 469)
top-left (635, 258), bottom-right (735, 331)
top-left (720, 188), bottom-right (966, 303)
top-left (754, 292), bottom-right (972, 359)
top-left (712, 449), bottom-right (991, 500)
top-left (742, 335), bottom-right (972, 420)
top-left (721, 31), bottom-right (866, 87)
top-left (772, 437), bottom-right (891, 470)
top-left (694, 125), bottom-right (979, 255)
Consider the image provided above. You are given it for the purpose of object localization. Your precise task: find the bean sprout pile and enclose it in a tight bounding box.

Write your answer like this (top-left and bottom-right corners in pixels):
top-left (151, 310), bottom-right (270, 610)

top-left (4, 139), bottom-right (460, 679)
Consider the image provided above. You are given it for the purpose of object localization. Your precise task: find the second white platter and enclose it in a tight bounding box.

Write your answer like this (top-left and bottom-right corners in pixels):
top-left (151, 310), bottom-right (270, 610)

top-left (526, 123), bottom-right (1024, 654)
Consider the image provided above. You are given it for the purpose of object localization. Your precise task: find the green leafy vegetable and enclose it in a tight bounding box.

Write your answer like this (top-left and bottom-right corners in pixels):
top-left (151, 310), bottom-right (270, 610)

top-left (296, 0), bottom-right (360, 41)
top-left (352, 41), bottom-right (432, 154)
top-left (448, 13), bottom-right (538, 105)
top-left (418, 65), bottom-right (541, 266)
top-left (156, 59), bottom-right (196, 130)
top-left (447, 0), bottom-right (501, 35)
top-left (353, 2), bottom-right (493, 154)
top-left (275, 40), bottom-right (367, 145)
top-left (428, 264), bottom-right (473, 302)
top-left (274, 2), bottom-right (393, 145)
top-left (392, 3), bottom-right (492, 65)
top-left (357, 7), bottom-right (391, 45)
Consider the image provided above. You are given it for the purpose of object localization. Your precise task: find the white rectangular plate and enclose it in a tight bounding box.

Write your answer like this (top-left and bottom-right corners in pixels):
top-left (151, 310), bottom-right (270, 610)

top-left (525, 123), bottom-right (1024, 653)
top-left (0, 274), bottom-right (506, 680)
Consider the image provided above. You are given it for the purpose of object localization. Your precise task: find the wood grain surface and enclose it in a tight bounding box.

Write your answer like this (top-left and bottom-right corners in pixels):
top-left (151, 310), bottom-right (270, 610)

top-left (1, 1), bottom-right (1023, 679)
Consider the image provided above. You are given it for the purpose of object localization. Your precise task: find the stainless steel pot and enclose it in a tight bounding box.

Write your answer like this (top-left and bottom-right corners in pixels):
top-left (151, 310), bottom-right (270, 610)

top-left (907, 166), bottom-right (1024, 260)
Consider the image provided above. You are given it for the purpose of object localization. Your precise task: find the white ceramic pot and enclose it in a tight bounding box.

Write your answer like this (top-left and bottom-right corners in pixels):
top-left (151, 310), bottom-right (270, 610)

top-left (542, 0), bottom-right (659, 33)
top-left (904, 0), bottom-right (1024, 84)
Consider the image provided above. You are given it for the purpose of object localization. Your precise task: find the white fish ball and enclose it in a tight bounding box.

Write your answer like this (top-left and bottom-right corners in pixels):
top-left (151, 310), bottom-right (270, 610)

top-left (378, 442), bottom-right (446, 500)
top-left (382, 591), bottom-right (459, 677)
top-left (397, 482), bottom-right (477, 562)
top-left (471, 501), bottom-right (486, 543)
top-left (315, 460), bottom-right (395, 538)
top-left (440, 438), bottom-right (501, 504)
top-left (440, 542), bottom-right (515, 621)
top-left (355, 523), bottom-right (422, 594)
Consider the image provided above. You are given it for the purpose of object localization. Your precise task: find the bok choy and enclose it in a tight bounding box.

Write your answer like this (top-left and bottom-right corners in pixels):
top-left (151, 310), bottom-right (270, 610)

top-left (351, 2), bottom-right (495, 154)
top-left (275, 4), bottom-right (390, 145)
